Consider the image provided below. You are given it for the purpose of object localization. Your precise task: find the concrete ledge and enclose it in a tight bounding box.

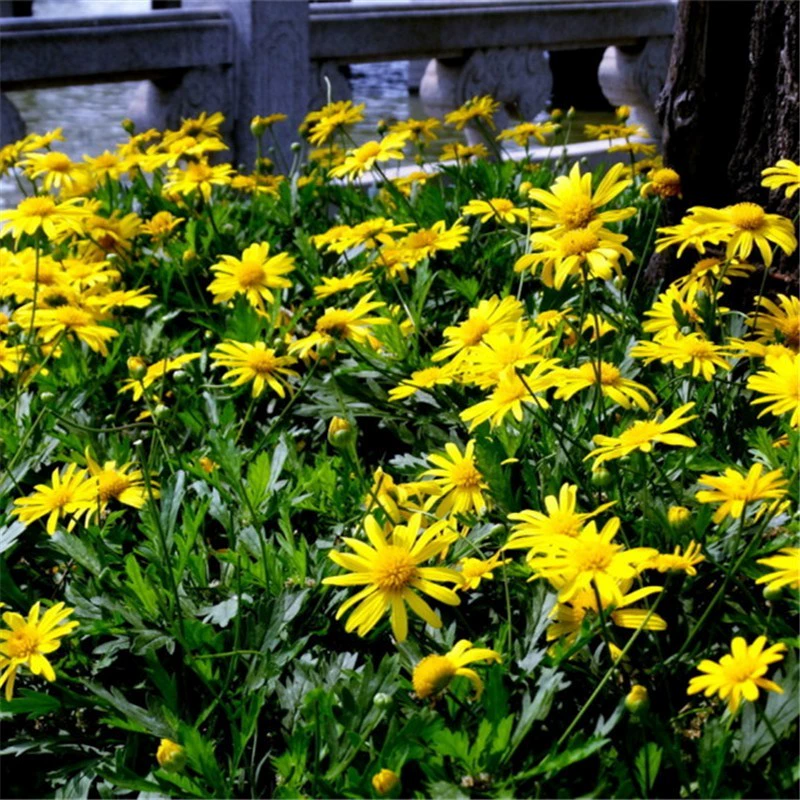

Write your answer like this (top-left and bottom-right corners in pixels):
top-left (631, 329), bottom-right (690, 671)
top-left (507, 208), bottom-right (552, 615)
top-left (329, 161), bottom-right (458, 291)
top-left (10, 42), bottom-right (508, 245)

top-left (0, 10), bottom-right (233, 89)
top-left (309, 0), bottom-right (676, 62)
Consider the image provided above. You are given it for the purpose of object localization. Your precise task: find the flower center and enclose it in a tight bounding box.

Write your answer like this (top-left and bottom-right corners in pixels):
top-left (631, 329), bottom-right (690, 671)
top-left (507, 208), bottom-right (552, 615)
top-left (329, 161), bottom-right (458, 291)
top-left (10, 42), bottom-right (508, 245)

top-left (247, 350), bottom-right (279, 375)
top-left (316, 310), bottom-right (352, 339)
top-left (188, 163), bottom-right (213, 182)
top-left (405, 230), bottom-right (438, 249)
top-left (460, 317), bottom-right (491, 346)
top-left (559, 228), bottom-right (599, 256)
top-left (6, 628), bottom-right (39, 659)
top-left (682, 339), bottom-right (717, 359)
top-left (495, 380), bottom-right (527, 404)
top-left (358, 142), bottom-right (382, 160)
top-left (621, 419), bottom-right (661, 446)
top-left (42, 152), bottom-right (73, 173)
top-left (237, 261), bottom-right (266, 288)
top-left (491, 199), bottom-right (514, 214)
top-left (729, 202), bottom-right (765, 231)
top-left (373, 545), bottom-right (418, 592)
top-left (559, 196), bottom-right (595, 229)
top-left (450, 460), bottom-right (483, 489)
top-left (98, 472), bottom-right (130, 502)
top-left (723, 657), bottom-right (758, 684)
top-left (779, 318), bottom-right (800, 349)
top-left (56, 307), bottom-right (92, 327)
top-left (412, 654), bottom-right (456, 698)
top-left (579, 361), bottom-right (620, 385)
top-left (574, 541), bottom-right (617, 572)
top-left (550, 512), bottom-right (584, 538)
top-left (19, 196), bottom-right (57, 218)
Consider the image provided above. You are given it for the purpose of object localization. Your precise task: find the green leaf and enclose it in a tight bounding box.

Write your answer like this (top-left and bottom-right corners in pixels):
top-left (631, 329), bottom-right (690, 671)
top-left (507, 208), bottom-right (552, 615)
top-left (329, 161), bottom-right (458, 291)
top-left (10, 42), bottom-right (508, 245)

top-left (635, 742), bottom-right (662, 792)
top-left (0, 690), bottom-right (61, 719)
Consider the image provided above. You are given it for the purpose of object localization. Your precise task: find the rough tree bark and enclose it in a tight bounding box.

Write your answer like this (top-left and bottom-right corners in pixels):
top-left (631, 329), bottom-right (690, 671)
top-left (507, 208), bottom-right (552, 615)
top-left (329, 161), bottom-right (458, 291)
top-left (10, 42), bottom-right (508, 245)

top-left (649, 0), bottom-right (799, 287)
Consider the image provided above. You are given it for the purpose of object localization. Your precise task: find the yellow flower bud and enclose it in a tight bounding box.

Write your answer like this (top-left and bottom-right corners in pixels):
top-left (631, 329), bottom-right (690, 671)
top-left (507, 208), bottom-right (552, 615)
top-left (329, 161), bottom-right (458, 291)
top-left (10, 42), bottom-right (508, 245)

top-left (156, 739), bottom-right (186, 772)
top-left (566, 106), bottom-right (576, 119)
top-left (615, 105), bottom-right (631, 121)
top-left (327, 416), bottom-right (356, 449)
top-left (372, 768), bottom-right (400, 796)
top-left (625, 684), bottom-right (649, 715)
top-left (250, 116), bottom-right (267, 137)
top-left (667, 505), bottom-right (692, 533)
top-left (182, 248), bottom-right (196, 265)
top-left (198, 456), bottom-right (217, 474)
top-left (550, 108), bottom-right (563, 121)
top-left (519, 180), bottom-right (533, 198)
top-left (127, 356), bottom-right (148, 380)
top-left (121, 118), bottom-right (136, 135)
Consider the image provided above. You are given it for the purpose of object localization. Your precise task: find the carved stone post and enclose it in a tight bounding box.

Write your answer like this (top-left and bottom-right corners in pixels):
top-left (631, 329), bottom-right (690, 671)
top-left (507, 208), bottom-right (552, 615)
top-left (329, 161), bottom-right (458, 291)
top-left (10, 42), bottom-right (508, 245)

top-left (597, 38), bottom-right (672, 139)
top-left (0, 93), bottom-right (26, 146)
top-left (135, 0), bottom-right (309, 171)
top-left (419, 47), bottom-right (553, 145)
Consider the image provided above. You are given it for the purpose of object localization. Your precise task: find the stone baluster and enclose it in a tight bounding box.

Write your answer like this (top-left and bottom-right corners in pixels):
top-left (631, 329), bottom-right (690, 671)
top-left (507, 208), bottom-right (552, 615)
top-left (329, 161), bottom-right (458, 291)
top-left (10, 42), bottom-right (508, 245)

top-left (597, 38), bottom-right (673, 139)
top-left (419, 47), bottom-right (553, 145)
top-left (133, 0), bottom-right (310, 170)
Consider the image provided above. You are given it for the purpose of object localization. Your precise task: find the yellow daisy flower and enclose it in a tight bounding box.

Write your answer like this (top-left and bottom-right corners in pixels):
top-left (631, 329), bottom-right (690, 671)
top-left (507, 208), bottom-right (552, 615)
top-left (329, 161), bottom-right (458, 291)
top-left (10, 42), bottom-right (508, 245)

top-left (20, 150), bottom-right (85, 193)
top-left (755, 548), bottom-right (800, 593)
top-left (553, 360), bottom-right (656, 410)
top-left (432, 295), bottom-right (524, 365)
top-left (117, 353), bottom-right (201, 401)
top-left (313, 268), bottom-right (373, 299)
top-left (421, 439), bottom-right (489, 517)
top-left (0, 195), bottom-right (91, 241)
top-left (645, 541), bottom-right (705, 576)
top-left (696, 463), bottom-right (788, 523)
top-left (528, 517), bottom-right (658, 605)
top-left (11, 464), bottom-right (97, 534)
top-left (461, 198), bottom-right (529, 225)
top-left (547, 584), bottom-right (666, 647)
top-left (388, 365), bottom-right (454, 402)
top-left (389, 117), bottom-right (440, 143)
top-left (748, 294), bottom-right (800, 351)
top-left (13, 304), bottom-right (119, 356)
top-left (527, 162), bottom-right (636, 233)
top-left (681, 203), bottom-right (797, 266)
top-left (207, 242), bottom-right (295, 309)
top-left (330, 131), bottom-right (410, 179)
top-left (516, 222), bottom-right (633, 289)
top-left (630, 332), bottom-right (733, 381)
top-left (444, 95), bottom-right (501, 130)
top-left (747, 353), bottom-right (800, 428)
top-left (396, 219), bottom-right (469, 261)
top-left (412, 640), bottom-right (501, 699)
top-left (211, 340), bottom-right (299, 397)
top-left (639, 167), bottom-right (682, 199)
top-left (497, 121), bottom-right (560, 147)
top-left (457, 553), bottom-right (512, 591)
top-left (506, 483), bottom-right (615, 548)
top-left (289, 291), bottom-right (389, 358)
top-left (84, 448), bottom-right (153, 519)
top-left (304, 100), bottom-right (365, 146)
top-left (0, 602), bottom-right (79, 701)
top-left (163, 160), bottom-right (233, 202)
top-left (585, 402), bottom-right (698, 466)
top-left (439, 143), bottom-right (489, 162)
top-left (761, 159), bottom-right (800, 198)
top-left (687, 636), bottom-right (786, 714)
top-left (322, 513), bottom-right (462, 642)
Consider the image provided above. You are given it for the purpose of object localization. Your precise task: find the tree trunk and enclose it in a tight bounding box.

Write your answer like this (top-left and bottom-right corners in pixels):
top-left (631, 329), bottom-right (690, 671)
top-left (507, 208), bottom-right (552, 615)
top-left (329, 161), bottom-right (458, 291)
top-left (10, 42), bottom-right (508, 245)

top-left (650, 0), bottom-right (799, 288)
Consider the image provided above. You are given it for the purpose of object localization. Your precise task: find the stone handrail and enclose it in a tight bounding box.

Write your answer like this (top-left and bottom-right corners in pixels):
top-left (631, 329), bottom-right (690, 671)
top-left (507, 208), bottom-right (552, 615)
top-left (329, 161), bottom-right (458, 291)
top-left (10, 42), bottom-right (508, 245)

top-left (1, 0), bottom-right (676, 168)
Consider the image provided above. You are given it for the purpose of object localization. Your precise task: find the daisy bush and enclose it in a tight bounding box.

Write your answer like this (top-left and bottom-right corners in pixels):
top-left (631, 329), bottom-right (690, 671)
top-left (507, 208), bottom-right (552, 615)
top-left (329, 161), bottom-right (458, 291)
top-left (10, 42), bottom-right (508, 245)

top-left (0, 100), bottom-right (798, 799)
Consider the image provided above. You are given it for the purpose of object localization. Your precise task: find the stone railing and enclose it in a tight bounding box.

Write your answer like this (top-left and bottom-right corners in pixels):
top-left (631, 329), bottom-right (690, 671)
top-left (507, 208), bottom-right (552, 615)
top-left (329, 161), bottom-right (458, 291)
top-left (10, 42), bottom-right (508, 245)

top-left (1, 0), bottom-right (676, 166)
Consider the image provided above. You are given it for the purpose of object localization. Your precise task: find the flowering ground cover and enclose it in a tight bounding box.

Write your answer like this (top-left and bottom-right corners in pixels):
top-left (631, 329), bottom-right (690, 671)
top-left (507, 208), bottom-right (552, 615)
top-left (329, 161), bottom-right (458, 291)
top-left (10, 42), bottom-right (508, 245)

top-left (0, 99), bottom-right (798, 799)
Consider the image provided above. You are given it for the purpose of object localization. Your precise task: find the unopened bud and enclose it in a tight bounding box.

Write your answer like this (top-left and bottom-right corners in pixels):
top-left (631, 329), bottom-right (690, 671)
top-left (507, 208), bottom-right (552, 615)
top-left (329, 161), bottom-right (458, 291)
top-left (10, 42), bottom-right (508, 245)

top-left (667, 505), bottom-right (692, 533)
top-left (371, 769), bottom-right (399, 797)
top-left (625, 684), bottom-right (649, 716)
top-left (156, 739), bottom-right (186, 772)
top-left (328, 416), bottom-right (356, 449)
top-left (550, 108), bottom-right (563, 121)
top-left (373, 692), bottom-right (393, 709)
top-left (519, 180), bottom-right (533, 198)
top-left (290, 141), bottom-right (302, 153)
top-left (763, 583), bottom-right (783, 602)
top-left (127, 356), bottom-right (148, 380)
top-left (121, 118), bottom-right (136, 135)
top-left (182, 248), bottom-right (196, 264)
top-left (615, 105), bottom-right (631, 121)
top-left (153, 403), bottom-right (170, 420)
top-left (566, 106), bottom-right (576, 119)
top-left (590, 466), bottom-right (613, 489)
top-left (250, 117), bottom-right (267, 137)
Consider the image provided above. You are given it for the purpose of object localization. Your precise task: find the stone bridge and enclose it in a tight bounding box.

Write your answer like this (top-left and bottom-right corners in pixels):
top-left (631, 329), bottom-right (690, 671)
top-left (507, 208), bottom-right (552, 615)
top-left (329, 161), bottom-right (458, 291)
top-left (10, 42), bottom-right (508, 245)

top-left (0, 0), bottom-right (676, 166)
